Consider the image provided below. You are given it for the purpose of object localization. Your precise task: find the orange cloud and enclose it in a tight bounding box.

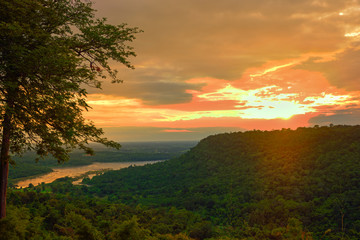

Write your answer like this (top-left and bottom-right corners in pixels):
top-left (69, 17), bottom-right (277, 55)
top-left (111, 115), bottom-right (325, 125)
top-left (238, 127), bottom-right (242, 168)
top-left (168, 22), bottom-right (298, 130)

top-left (84, 0), bottom-right (360, 134)
top-left (84, 63), bottom-right (360, 130)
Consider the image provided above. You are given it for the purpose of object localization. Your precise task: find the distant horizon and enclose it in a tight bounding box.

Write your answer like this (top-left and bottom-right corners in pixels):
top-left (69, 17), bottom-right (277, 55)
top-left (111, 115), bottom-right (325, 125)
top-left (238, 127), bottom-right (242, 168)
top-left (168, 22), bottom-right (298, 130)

top-left (101, 126), bottom-right (245, 142)
top-left (101, 123), bottom-right (360, 142)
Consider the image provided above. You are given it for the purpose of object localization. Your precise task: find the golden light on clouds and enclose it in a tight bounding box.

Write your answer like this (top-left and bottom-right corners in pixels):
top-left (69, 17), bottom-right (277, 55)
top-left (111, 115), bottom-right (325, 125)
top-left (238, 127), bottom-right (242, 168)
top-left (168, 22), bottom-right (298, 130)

top-left (345, 32), bottom-right (360, 37)
top-left (84, 0), bottom-right (360, 140)
top-left (303, 93), bottom-right (356, 106)
top-left (249, 62), bottom-right (297, 78)
top-left (85, 80), bottom-right (360, 126)
top-left (87, 94), bottom-right (141, 107)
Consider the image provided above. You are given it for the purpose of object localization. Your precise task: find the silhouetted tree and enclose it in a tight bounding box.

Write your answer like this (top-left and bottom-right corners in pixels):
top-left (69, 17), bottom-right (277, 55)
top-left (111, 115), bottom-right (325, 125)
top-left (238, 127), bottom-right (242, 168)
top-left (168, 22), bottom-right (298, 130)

top-left (0, 0), bottom-right (140, 218)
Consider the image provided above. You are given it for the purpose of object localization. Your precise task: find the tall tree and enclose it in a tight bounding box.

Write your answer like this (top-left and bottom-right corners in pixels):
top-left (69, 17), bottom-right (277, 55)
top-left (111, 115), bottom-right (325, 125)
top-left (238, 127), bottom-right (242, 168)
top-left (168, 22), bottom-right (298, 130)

top-left (0, 0), bottom-right (141, 218)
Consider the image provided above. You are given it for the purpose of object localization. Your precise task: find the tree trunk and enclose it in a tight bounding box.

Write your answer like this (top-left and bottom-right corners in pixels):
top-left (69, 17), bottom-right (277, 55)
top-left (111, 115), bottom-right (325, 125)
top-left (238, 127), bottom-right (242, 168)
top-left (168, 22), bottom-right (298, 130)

top-left (0, 99), bottom-right (13, 219)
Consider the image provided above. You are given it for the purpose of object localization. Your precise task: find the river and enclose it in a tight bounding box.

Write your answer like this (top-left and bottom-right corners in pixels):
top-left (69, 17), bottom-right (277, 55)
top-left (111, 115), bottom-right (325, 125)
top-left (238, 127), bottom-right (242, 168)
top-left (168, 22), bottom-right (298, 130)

top-left (15, 161), bottom-right (160, 188)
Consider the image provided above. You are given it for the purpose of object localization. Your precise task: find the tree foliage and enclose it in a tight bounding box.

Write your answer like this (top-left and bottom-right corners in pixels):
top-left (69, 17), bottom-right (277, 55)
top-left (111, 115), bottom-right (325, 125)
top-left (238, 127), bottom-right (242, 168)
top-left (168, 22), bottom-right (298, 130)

top-left (0, 0), bottom-right (140, 159)
top-left (0, 0), bottom-right (141, 218)
top-left (2, 189), bottom-right (209, 240)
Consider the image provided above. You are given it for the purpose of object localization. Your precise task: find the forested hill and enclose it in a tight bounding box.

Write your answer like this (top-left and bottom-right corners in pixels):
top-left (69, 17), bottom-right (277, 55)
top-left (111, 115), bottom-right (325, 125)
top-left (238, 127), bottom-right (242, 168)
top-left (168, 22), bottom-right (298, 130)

top-left (85, 125), bottom-right (360, 239)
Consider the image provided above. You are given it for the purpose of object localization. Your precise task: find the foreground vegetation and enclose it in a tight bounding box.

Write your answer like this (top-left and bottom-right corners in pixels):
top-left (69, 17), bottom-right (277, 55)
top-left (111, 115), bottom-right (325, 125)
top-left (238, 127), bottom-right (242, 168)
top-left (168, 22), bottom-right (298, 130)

top-left (2, 187), bottom-right (212, 240)
top-left (2, 125), bottom-right (360, 239)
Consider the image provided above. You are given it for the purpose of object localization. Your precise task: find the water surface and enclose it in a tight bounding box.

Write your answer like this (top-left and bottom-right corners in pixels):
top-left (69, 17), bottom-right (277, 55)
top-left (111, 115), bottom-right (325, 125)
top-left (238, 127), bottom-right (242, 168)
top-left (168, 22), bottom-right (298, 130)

top-left (15, 161), bottom-right (158, 188)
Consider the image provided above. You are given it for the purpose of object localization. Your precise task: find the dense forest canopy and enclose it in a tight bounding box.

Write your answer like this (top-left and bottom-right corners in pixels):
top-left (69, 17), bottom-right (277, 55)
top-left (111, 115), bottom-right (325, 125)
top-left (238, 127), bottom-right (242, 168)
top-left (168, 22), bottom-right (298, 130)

top-left (1, 125), bottom-right (359, 239)
top-left (83, 125), bottom-right (360, 239)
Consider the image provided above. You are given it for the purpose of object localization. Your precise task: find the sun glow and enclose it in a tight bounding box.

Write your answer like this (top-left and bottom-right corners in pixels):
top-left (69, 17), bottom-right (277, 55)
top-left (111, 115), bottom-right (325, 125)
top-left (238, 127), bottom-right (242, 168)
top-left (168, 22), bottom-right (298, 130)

top-left (196, 85), bottom-right (311, 120)
top-left (241, 101), bottom-right (308, 120)
top-left (193, 84), bottom-right (357, 120)
top-left (85, 77), bottom-right (359, 127)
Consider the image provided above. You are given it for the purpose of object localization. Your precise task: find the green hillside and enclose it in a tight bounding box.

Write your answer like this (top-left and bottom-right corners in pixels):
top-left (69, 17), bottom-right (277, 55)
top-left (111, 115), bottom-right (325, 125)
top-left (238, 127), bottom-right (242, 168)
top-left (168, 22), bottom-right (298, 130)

top-left (84, 125), bottom-right (360, 239)
top-left (2, 125), bottom-right (360, 239)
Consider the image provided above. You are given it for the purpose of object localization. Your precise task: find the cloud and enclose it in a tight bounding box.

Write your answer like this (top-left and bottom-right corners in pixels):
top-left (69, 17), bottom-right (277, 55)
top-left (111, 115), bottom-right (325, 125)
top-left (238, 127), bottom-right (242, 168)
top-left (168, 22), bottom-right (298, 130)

top-left (91, 0), bottom-right (359, 105)
top-left (84, 67), bottom-right (360, 129)
top-left (149, 114), bottom-right (318, 130)
top-left (297, 46), bottom-right (360, 91)
top-left (309, 108), bottom-right (360, 125)
top-left (87, 65), bottom-right (206, 105)
top-left (97, 79), bottom-right (202, 105)
top-left (79, 0), bottom-right (360, 139)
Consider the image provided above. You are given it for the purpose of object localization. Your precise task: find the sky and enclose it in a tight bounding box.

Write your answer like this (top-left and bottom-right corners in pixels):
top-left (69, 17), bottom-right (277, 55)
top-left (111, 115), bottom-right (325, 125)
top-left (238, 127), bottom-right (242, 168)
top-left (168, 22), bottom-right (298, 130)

top-left (84, 0), bottom-right (360, 142)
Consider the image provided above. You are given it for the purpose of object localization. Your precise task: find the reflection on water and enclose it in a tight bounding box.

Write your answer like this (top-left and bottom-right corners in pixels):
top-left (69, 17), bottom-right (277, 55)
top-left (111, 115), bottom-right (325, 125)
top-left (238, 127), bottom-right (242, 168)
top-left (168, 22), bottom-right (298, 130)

top-left (15, 161), bottom-right (159, 188)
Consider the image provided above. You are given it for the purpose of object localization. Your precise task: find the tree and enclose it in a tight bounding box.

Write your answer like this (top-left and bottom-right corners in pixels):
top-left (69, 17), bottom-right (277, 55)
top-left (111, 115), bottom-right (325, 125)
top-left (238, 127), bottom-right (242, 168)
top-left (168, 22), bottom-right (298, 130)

top-left (0, 0), bottom-right (141, 218)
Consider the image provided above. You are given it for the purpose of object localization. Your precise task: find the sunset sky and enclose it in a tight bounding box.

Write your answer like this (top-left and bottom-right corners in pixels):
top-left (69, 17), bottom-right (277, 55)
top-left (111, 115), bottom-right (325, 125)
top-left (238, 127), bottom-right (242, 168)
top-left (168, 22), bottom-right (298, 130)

top-left (85, 0), bottom-right (360, 141)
